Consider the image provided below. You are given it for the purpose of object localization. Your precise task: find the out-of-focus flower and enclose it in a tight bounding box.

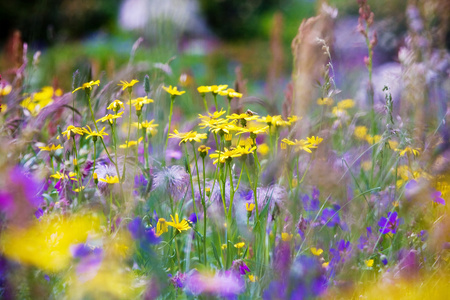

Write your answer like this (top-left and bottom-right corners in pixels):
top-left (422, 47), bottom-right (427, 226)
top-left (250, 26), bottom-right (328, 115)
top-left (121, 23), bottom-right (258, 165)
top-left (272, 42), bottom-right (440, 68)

top-left (366, 134), bottom-right (382, 145)
top-left (163, 85), bottom-right (185, 96)
top-left (257, 143), bottom-right (270, 155)
top-left (311, 247), bottom-right (323, 256)
top-left (245, 203), bottom-right (255, 212)
top-left (231, 259), bottom-right (251, 275)
top-left (337, 99), bottom-right (355, 109)
top-left (166, 214), bottom-right (190, 232)
top-left (127, 96), bottom-right (153, 111)
top-left (169, 129), bottom-right (207, 145)
top-left (219, 88), bottom-right (243, 99)
top-left (209, 148), bottom-right (242, 164)
top-left (118, 79), bottom-right (139, 91)
top-left (365, 259), bottom-right (374, 267)
top-left (128, 217), bottom-right (159, 245)
top-left (317, 97), bottom-right (334, 106)
top-left (132, 120), bottom-right (159, 135)
top-left (170, 272), bottom-right (187, 289)
top-left (431, 189), bottom-right (445, 205)
top-left (321, 206), bottom-right (340, 227)
top-left (197, 86), bottom-right (214, 94)
top-left (0, 213), bottom-right (100, 272)
top-left (281, 232), bottom-right (293, 242)
top-left (152, 166), bottom-right (189, 199)
top-left (96, 111), bottom-right (124, 124)
top-left (378, 211), bottom-right (400, 234)
top-left (395, 146), bottom-right (420, 157)
top-left (184, 270), bottom-right (245, 298)
top-left (248, 274), bottom-right (257, 282)
top-left (188, 213), bottom-right (197, 224)
top-left (20, 86), bottom-right (62, 116)
top-left (107, 100), bottom-right (124, 112)
top-left (211, 85), bottom-right (228, 95)
top-left (306, 136), bottom-right (323, 147)
top-left (330, 239), bottom-right (352, 265)
top-left (0, 84), bottom-right (12, 96)
top-left (50, 171), bottom-right (77, 181)
top-left (39, 144), bottom-right (63, 152)
top-left (119, 137), bottom-right (143, 148)
top-left (354, 126), bottom-right (368, 140)
top-left (234, 242), bottom-right (245, 249)
top-left (72, 80), bottom-right (100, 93)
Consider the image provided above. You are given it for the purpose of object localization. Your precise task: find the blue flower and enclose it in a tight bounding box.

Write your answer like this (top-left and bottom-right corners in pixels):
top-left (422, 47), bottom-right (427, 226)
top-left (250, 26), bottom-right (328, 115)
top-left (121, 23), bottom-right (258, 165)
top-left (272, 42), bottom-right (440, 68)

top-left (321, 207), bottom-right (340, 227)
top-left (128, 217), bottom-right (160, 245)
top-left (378, 211), bottom-right (400, 234)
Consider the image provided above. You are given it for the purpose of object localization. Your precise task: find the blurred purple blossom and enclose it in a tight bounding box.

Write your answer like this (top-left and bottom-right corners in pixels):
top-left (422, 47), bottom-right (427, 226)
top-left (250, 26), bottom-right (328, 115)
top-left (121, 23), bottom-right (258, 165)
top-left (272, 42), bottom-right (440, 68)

top-left (184, 270), bottom-right (245, 298)
top-left (231, 259), bottom-right (250, 275)
top-left (378, 211), bottom-right (400, 234)
top-left (128, 217), bottom-right (160, 245)
top-left (321, 207), bottom-right (340, 227)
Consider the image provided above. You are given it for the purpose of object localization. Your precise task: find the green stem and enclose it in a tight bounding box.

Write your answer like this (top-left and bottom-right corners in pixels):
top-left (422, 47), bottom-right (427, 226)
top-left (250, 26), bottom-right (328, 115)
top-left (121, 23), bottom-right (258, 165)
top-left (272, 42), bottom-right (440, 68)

top-left (164, 98), bottom-right (175, 158)
top-left (202, 156), bottom-right (207, 264)
top-left (202, 94), bottom-right (208, 113)
top-left (227, 161), bottom-right (235, 221)
top-left (122, 89), bottom-right (133, 180)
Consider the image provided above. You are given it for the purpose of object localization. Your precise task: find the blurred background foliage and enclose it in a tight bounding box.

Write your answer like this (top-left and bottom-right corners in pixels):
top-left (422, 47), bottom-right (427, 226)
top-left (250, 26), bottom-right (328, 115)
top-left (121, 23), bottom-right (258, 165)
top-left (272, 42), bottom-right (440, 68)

top-left (0, 0), bottom-right (448, 98)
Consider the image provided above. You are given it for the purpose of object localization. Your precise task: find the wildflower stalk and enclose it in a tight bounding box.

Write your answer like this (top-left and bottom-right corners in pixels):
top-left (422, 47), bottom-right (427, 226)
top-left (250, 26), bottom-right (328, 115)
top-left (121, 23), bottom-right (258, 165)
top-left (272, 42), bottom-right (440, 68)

top-left (201, 155), bottom-right (207, 265)
top-left (201, 94), bottom-right (208, 113)
top-left (50, 155), bottom-right (55, 174)
top-left (213, 94), bottom-right (218, 110)
top-left (85, 139), bottom-right (97, 187)
top-left (164, 97), bottom-right (175, 158)
top-left (72, 136), bottom-right (82, 204)
top-left (227, 161), bottom-right (235, 222)
top-left (86, 92), bottom-right (123, 194)
top-left (122, 89), bottom-right (133, 181)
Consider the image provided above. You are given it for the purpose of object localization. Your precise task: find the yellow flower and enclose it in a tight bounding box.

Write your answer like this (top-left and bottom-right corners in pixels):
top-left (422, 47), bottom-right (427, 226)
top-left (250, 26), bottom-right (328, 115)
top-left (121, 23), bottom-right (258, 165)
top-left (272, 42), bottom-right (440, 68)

top-left (306, 136), bottom-right (323, 147)
top-left (219, 88), bottom-right (243, 99)
top-left (317, 97), bottom-right (334, 106)
top-left (166, 214), bottom-right (190, 232)
top-left (198, 145), bottom-right (211, 154)
top-left (366, 135), bottom-right (382, 145)
top-left (235, 144), bottom-right (257, 155)
top-left (271, 115), bottom-right (290, 127)
top-left (258, 115), bottom-right (274, 125)
top-left (236, 126), bottom-right (269, 136)
top-left (288, 115), bottom-right (300, 124)
top-left (337, 99), bottom-right (355, 109)
top-left (248, 275), bottom-right (257, 282)
top-left (310, 247), bottom-right (323, 256)
top-left (198, 109), bottom-right (227, 121)
top-left (99, 175), bottom-right (119, 184)
top-left (281, 232), bottom-right (293, 242)
top-left (0, 213), bottom-right (100, 272)
top-left (221, 244), bottom-right (227, 250)
top-left (39, 144), bottom-right (63, 152)
top-left (82, 125), bottom-right (109, 140)
top-left (211, 85), bottom-right (228, 95)
top-left (96, 111), bottom-right (124, 124)
top-left (354, 126), bottom-right (368, 140)
top-left (118, 79), bottom-right (139, 91)
top-left (163, 85), bottom-right (185, 96)
top-left (257, 143), bottom-right (270, 156)
top-left (246, 203), bottom-right (255, 212)
top-left (61, 125), bottom-right (84, 139)
top-left (395, 146), bottom-right (420, 157)
top-left (127, 96), bottom-right (154, 111)
top-left (50, 171), bottom-right (77, 181)
top-left (388, 140), bottom-right (399, 149)
top-left (227, 113), bottom-right (259, 122)
top-left (332, 106), bottom-right (347, 117)
top-left (73, 186), bottom-right (85, 192)
top-left (169, 129), bottom-right (207, 145)
top-left (197, 86), bottom-right (214, 94)
top-left (209, 147), bottom-right (242, 164)
top-left (209, 122), bottom-right (239, 135)
top-left (132, 120), bottom-right (159, 135)
top-left (322, 262), bottom-right (330, 268)
top-left (72, 80), bottom-right (100, 93)
top-left (234, 242), bottom-right (245, 249)
top-left (365, 259), bottom-right (374, 267)
top-left (0, 84), bottom-right (12, 96)
top-left (119, 137), bottom-right (143, 148)
top-left (281, 138), bottom-right (315, 153)
top-left (156, 218), bottom-right (168, 236)
top-left (21, 86), bottom-right (58, 116)
top-left (107, 100), bottom-right (124, 111)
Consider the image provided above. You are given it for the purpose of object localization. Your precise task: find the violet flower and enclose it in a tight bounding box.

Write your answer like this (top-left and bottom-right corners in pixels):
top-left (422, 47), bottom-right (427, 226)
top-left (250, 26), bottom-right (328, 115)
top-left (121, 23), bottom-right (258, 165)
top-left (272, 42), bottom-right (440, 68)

top-left (431, 189), bottom-right (445, 205)
top-left (231, 259), bottom-right (251, 275)
top-left (321, 206), bottom-right (340, 227)
top-left (378, 211), bottom-right (400, 234)
top-left (128, 217), bottom-right (160, 245)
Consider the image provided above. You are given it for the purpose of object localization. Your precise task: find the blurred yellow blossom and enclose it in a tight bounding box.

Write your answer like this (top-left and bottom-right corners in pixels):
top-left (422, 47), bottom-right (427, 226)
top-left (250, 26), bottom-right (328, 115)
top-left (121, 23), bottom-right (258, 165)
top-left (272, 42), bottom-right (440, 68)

top-left (118, 79), bottom-right (139, 91)
top-left (72, 80), bottom-right (100, 93)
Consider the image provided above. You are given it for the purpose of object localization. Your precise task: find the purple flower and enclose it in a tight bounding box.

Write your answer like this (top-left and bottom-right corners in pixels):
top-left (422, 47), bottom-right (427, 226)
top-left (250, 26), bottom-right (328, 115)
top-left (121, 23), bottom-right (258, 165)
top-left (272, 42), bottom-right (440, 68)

top-left (231, 259), bottom-right (251, 275)
top-left (431, 189), bottom-right (445, 205)
top-left (188, 212), bottom-right (197, 224)
top-left (185, 270), bottom-right (245, 298)
top-left (240, 190), bottom-right (253, 201)
top-left (378, 211), bottom-right (400, 234)
top-left (128, 217), bottom-right (160, 245)
top-left (169, 272), bottom-right (187, 288)
top-left (321, 207), bottom-right (340, 227)
top-left (330, 239), bottom-right (352, 265)
top-left (302, 194), bottom-right (319, 211)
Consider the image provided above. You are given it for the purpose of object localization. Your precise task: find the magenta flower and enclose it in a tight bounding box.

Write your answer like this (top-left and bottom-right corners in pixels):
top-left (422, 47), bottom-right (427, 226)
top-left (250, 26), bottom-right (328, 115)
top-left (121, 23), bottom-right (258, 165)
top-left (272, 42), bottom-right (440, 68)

top-left (431, 189), bottom-right (445, 205)
top-left (378, 211), bottom-right (400, 234)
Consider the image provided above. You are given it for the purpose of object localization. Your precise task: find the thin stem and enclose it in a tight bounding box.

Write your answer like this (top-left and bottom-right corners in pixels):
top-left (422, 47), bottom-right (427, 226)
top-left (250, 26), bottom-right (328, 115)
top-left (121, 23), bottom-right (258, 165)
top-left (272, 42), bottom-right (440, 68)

top-left (164, 98), bottom-right (175, 158)
top-left (122, 89), bottom-right (133, 180)
top-left (227, 161), bottom-right (235, 221)
top-left (202, 156), bottom-right (207, 264)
